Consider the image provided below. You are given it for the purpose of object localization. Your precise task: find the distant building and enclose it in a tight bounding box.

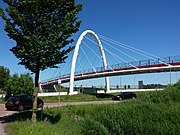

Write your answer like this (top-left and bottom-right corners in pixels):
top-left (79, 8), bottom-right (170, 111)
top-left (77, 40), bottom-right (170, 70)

top-left (138, 81), bottom-right (143, 89)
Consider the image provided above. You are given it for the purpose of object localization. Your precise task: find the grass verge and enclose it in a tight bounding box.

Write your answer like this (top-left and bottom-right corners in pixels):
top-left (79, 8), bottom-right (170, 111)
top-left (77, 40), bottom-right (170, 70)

top-left (39, 93), bottom-right (113, 103)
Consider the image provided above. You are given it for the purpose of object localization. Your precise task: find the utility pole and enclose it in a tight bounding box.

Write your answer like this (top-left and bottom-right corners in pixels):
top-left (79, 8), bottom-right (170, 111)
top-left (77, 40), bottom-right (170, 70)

top-left (58, 79), bottom-right (61, 112)
top-left (120, 76), bottom-right (122, 89)
top-left (169, 67), bottom-right (172, 85)
top-left (134, 74), bottom-right (135, 89)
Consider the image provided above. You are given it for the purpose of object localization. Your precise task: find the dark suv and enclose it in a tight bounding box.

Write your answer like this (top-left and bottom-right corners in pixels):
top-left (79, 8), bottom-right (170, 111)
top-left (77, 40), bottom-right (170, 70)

top-left (5, 94), bottom-right (44, 111)
top-left (112, 92), bottom-right (136, 100)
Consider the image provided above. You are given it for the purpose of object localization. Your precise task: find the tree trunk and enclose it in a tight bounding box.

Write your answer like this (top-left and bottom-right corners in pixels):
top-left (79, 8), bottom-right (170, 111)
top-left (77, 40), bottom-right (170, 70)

top-left (31, 70), bottom-right (39, 122)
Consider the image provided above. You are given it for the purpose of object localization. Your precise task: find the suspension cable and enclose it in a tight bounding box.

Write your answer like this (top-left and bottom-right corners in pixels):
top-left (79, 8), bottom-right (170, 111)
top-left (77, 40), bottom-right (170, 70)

top-left (85, 35), bottom-right (134, 69)
top-left (101, 39), bottom-right (138, 61)
top-left (82, 41), bottom-right (102, 60)
top-left (104, 47), bottom-right (138, 69)
top-left (84, 36), bottom-right (114, 70)
top-left (80, 47), bottom-right (96, 72)
top-left (82, 41), bottom-right (102, 67)
top-left (77, 56), bottom-right (83, 74)
top-left (99, 34), bottom-right (158, 58)
top-left (99, 34), bottom-right (170, 66)
top-left (63, 52), bottom-right (74, 77)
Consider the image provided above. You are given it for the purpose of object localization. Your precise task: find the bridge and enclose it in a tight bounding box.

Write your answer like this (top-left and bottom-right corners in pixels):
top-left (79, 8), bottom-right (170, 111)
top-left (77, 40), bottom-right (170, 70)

top-left (40, 30), bottom-right (180, 95)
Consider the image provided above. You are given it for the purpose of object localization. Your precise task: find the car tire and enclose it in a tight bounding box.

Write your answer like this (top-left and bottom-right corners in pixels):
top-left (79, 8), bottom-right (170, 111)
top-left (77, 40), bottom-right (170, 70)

top-left (119, 97), bottom-right (122, 100)
top-left (7, 108), bottom-right (11, 111)
top-left (18, 105), bottom-right (24, 112)
top-left (132, 96), bottom-right (136, 99)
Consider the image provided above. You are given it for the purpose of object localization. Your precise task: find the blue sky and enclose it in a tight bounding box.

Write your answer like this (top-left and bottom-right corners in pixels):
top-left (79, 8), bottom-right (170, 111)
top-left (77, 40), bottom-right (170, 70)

top-left (0, 0), bottom-right (180, 87)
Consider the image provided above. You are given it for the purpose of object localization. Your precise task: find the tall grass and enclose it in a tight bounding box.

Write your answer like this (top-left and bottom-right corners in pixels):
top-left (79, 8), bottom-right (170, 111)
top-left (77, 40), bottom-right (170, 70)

top-left (80, 85), bottom-right (180, 135)
top-left (83, 102), bottom-right (180, 135)
top-left (6, 81), bottom-right (180, 135)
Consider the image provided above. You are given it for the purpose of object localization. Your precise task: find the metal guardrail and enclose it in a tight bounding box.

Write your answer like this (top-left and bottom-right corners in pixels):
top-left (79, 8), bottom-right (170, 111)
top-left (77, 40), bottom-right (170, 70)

top-left (41, 55), bottom-right (180, 83)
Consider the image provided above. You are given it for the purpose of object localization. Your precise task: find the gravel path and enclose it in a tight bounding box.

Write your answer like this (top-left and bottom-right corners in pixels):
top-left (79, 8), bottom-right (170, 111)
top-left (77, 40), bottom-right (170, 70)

top-left (0, 100), bottom-right (121, 135)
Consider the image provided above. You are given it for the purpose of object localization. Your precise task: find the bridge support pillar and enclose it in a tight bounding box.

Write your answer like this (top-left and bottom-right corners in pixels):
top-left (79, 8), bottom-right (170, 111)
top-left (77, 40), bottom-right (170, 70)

top-left (105, 77), bottom-right (110, 93)
top-left (69, 84), bottom-right (78, 95)
top-left (39, 83), bottom-right (43, 93)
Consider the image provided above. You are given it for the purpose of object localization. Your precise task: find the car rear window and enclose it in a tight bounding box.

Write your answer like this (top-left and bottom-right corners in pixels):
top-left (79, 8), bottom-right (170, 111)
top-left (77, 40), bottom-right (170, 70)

top-left (8, 96), bottom-right (20, 102)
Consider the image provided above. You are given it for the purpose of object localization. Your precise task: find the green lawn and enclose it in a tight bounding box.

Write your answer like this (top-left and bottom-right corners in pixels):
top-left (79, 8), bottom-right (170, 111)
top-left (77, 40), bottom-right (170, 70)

top-left (0, 98), bottom-right (5, 104)
top-left (39, 93), bottom-right (114, 103)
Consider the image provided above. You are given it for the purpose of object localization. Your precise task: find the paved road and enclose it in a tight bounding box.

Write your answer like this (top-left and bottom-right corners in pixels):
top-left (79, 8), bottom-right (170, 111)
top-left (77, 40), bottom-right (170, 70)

top-left (0, 104), bottom-right (6, 117)
top-left (44, 100), bottom-right (121, 108)
top-left (0, 104), bottom-right (17, 135)
top-left (0, 104), bottom-right (6, 135)
top-left (0, 100), bottom-right (121, 135)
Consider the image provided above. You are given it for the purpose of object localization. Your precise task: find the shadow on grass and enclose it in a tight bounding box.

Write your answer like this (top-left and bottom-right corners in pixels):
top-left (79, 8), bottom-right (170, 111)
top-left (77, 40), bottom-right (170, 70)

top-left (0, 109), bottom-right (61, 124)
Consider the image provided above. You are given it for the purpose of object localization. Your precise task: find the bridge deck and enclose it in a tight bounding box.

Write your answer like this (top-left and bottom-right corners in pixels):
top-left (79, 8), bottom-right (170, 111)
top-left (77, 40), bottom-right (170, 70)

top-left (41, 61), bottom-right (180, 85)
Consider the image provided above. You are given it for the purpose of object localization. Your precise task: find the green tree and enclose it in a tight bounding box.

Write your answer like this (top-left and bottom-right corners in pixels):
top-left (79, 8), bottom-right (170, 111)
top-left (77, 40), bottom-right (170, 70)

top-left (116, 84), bottom-right (119, 89)
top-left (0, 66), bottom-right (10, 92)
top-left (174, 79), bottom-right (180, 90)
top-left (0, 0), bottom-right (82, 122)
top-left (4, 73), bottom-right (33, 96)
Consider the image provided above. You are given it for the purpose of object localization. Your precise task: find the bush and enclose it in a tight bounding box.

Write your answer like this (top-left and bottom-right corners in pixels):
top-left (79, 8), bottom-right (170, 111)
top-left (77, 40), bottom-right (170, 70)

top-left (174, 80), bottom-right (180, 90)
top-left (137, 89), bottom-right (180, 103)
top-left (43, 108), bottom-right (61, 124)
top-left (81, 118), bottom-right (109, 135)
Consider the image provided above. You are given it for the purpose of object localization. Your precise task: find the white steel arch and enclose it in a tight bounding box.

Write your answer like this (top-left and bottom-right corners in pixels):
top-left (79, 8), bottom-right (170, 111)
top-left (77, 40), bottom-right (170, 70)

top-left (69, 30), bottom-right (110, 95)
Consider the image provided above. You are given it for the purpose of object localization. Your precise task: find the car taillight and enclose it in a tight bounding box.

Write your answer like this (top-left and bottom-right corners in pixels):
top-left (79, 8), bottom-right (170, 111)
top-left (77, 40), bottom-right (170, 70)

top-left (15, 101), bottom-right (19, 104)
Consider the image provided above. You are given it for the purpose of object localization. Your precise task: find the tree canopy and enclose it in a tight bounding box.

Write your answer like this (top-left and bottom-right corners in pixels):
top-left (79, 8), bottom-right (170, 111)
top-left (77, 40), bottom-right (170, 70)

top-left (4, 73), bottom-right (33, 95)
top-left (0, 66), bottom-right (10, 91)
top-left (0, 0), bottom-right (82, 73)
top-left (0, 0), bottom-right (82, 121)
